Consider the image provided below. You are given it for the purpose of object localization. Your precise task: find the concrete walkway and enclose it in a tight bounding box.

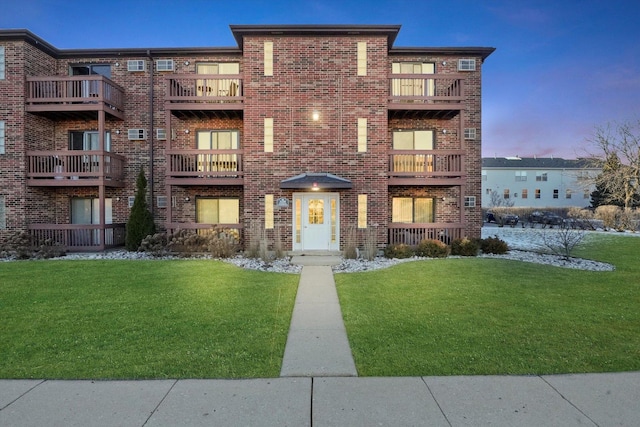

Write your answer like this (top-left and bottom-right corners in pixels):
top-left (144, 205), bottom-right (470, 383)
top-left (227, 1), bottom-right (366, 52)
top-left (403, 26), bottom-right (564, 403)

top-left (281, 255), bottom-right (357, 377)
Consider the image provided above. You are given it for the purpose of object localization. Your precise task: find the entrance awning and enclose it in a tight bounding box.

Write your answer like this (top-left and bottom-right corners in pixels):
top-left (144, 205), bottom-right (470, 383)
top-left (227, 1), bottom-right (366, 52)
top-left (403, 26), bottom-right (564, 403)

top-left (280, 173), bottom-right (352, 190)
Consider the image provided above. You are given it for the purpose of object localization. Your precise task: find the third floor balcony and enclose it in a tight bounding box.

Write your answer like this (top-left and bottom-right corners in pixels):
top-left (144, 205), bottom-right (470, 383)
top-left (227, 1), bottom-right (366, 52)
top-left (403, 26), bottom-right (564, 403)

top-left (388, 74), bottom-right (465, 119)
top-left (25, 75), bottom-right (125, 120)
top-left (165, 75), bottom-right (244, 118)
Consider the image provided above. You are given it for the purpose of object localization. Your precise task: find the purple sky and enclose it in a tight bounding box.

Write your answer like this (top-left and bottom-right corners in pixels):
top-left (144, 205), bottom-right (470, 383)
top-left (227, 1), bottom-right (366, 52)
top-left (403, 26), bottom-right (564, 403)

top-left (3, 0), bottom-right (638, 159)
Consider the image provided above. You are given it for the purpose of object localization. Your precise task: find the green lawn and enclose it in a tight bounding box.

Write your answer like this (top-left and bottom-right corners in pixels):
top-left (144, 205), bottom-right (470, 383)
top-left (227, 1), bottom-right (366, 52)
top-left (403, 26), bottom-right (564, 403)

top-left (0, 260), bottom-right (299, 379)
top-left (335, 234), bottom-right (640, 376)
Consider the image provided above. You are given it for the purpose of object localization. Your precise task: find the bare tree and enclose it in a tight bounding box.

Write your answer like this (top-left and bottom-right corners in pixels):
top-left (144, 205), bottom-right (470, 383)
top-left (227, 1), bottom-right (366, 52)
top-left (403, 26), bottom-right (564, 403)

top-left (539, 222), bottom-right (587, 260)
top-left (586, 120), bottom-right (640, 208)
top-left (488, 190), bottom-right (515, 208)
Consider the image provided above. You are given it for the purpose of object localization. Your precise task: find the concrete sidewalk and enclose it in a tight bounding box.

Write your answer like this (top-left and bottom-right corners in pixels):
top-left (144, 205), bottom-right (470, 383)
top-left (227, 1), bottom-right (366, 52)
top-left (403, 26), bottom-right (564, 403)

top-left (1, 372), bottom-right (639, 426)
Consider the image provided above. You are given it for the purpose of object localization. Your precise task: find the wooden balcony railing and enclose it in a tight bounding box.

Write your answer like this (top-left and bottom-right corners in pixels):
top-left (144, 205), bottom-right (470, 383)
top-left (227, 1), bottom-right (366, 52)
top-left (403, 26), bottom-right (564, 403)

top-left (388, 223), bottom-right (464, 246)
top-left (25, 75), bottom-right (125, 119)
top-left (26, 151), bottom-right (125, 186)
top-left (28, 223), bottom-right (126, 252)
top-left (166, 149), bottom-right (244, 185)
top-left (165, 74), bottom-right (244, 109)
top-left (388, 150), bottom-right (465, 185)
top-left (389, 74), bottom-right (464, 112)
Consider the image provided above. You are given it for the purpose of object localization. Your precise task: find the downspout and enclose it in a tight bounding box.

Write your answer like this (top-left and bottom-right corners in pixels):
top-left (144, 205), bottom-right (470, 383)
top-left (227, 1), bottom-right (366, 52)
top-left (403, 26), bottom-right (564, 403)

top-left (147, 50), bottom-right (154, 215)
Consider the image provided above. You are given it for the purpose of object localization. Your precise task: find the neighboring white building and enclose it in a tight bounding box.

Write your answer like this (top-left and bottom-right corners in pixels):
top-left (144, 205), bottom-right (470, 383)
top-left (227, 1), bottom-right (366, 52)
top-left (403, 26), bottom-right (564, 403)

top-left (482, 157), bottom-right (600, 208)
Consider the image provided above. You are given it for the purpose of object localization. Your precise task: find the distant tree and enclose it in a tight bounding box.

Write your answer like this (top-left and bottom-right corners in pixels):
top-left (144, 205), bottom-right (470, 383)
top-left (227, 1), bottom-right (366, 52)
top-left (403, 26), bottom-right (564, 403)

top-left (488, 190), bottom-right (515, 208)
top-left (586, 120), bottom-right (640, 209)
top-left (125, 168), bottom-right (156, 251)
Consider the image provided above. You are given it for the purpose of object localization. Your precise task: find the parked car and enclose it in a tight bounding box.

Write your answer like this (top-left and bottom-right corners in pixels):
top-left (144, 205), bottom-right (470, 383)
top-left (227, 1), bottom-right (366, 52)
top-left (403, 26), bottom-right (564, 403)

top-left (528, 211), bottom-right (563, 226)
top-left (485, 211), bottom-right (497, 223)
top-left (500, 214), bottom-right (519, 227)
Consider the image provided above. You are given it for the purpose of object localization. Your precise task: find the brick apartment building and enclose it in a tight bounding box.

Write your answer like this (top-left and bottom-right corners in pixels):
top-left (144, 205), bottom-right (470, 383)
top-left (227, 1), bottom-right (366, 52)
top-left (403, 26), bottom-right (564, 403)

top-left (0, 25), bottom-right (494, 252)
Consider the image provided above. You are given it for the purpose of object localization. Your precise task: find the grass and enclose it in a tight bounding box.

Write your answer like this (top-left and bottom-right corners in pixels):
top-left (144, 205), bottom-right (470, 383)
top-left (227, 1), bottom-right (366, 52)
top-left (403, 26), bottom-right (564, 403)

top-left (0, 259), bottom-right (298, 379)
top-left (335, 233), bottom-right (640, 376)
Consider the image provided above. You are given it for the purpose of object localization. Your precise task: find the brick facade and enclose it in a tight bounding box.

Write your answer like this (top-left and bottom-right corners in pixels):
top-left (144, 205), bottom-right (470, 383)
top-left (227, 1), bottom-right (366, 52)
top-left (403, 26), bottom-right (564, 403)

top-left (0, 26), bottom-right (494, 252)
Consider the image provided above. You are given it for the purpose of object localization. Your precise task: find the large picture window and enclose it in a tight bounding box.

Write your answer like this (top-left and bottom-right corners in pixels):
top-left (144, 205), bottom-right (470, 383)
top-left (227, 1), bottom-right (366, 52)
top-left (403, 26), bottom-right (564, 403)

top-left (196, 130), bottom-right (239, 173)
top-left (196, 198), bottom-right (239, 224)
top-left (392, 197), bottom-right (434, 223)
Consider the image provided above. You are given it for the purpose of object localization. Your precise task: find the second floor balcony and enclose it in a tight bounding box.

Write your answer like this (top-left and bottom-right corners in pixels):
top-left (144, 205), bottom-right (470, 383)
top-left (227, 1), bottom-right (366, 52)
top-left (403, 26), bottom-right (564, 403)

top-left (25, 75), bottom-right (125, 120)
top-left (388, 150), bottom-right (465, 185)
top-left (165, 75), bottom-right (244, 118)
top-left (166, 149), bottom-right (244, 185)
top-left (26, 151), bottom-right (125, 187)
top-left (388, 74), bottom-right (464, 118)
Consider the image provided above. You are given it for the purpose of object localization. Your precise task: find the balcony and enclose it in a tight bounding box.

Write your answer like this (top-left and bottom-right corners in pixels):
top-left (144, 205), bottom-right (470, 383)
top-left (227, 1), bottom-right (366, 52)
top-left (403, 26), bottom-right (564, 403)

top-left (388, 223), bottom-right (464, 246)
top-left (26, 151), bottom-right (125, 187)
top-left (388, 74), bottom-right (464, 119)
top-left (25, 76), bottom-right (125, 120)
top-left (165, 74), bottom-right (244, 118)
top-left (166, 149), bottom-right (244, 185)
top-left (28, 223), bottom-right (126, 252)
top-left (388, 150), bottom-right (465, 185)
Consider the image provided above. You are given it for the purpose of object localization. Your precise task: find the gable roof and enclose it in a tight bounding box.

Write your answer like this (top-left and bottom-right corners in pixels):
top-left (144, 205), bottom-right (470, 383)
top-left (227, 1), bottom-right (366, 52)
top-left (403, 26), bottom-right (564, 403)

top-left (482, 157), bottom-right (598, 169)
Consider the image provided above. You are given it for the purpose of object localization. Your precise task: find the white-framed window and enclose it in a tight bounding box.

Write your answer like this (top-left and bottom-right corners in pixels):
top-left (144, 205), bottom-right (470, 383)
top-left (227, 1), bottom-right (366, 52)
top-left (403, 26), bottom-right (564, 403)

top-left (464, 128), bottom-right (477, 140)
top-left (155, 59), bottom-right (174, 71)
top-left (0, 195), bottom-right (6, 229)
top-left (458, 58), bottom-right (476, 71)
top-left (503, 189), bottom-right (510, 199)
top-left (0, 46), bottom-right (5, 80)
top-left (536, 172), bottom-right (548, 182)
top-left (464, 196), bottom-right (476, 208)
top-left (392, 197), bottom-right (434, 223)
top-left (522, 189), bottom-right (528, 199)
top-left (535, 189), bottom-right (541, 199)
top-left (515, 171), bottom-right (527, 181)
top-left (0, 120), bottom-right (5, 154)
top-left (128, 196), bottom-right (135, 208)
top-left (127, 60), bottom-right (146, 72)
top-left (391, 62), bottom-right (435, 97)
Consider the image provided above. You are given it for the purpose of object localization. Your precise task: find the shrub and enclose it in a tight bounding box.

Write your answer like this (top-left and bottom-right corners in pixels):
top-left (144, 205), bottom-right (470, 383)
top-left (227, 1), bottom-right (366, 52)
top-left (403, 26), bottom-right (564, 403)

top-left (451, 237), bottom-right (480, 257)
top-left (207, 228), bottom-right (240, 258)
top-left (595, 205), bottom-right (619, 230)
top-left (343, 225), bottom-right (358, 259)
top-left (480, 236), bottom-right (509, 254)
top-left (139, 233), bottom-right (169, 256)
top-left (0, 231), bottom-right (33, 259)
top-left (167, 229), bottom-right (209, 253)
top-left (415, 239), bottom-right (450, 258)
top-left (383, 243), bottom-right (414, 259)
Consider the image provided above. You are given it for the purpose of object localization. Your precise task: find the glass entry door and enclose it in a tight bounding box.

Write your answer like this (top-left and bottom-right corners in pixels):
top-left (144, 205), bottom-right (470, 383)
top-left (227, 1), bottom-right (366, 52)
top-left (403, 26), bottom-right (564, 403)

top-left (293, 193), bottom-right (339, 251)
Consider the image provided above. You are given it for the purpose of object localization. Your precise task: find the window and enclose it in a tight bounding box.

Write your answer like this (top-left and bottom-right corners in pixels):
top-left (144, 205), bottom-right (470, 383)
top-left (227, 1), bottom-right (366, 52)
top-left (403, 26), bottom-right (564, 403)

top-left (264, 118), bottom-right (273, 152)
top-left (464, 128), bottom-right (477, 140)
top-left (0, 120), bottom-right (5, 154)
top-left (464, 196), bottom-right (476, 208)
top-left (392, 198), bottom-right (434, 223)
top-left (0, 195), bottom-right (5, 229)
top-left (0, 46), bottom-right (5, 80)
top-left (196, 62), bottom-right (240, 97)
top-left (553, 189), bottom-right (559, 199)
top-left (71, 64), bottom-right (111, 78)
top-left (522, 189), bottom-right (528, 199)
top-left (69, 131), bottom-right (111, 151)
top-left (392, 130), bottom-right (434, 173)
top-left (503, 189), bottom-right (510, 199)
top-left (127, 60), bottom-right (146, 72)
top-left (264, 41), bottom-right (273, 76)
top-left (566, 189), bottom-right (572, 199)
top-left (265, 195), bottom-right (274, 229)
top-left (357, 42), bottom-right (367, 76)
top-left (391, 62), bottom-right (435, 97)
top-left (458, 58), bottom-right (476, 71)
top-left (536, 172), bottom-right (548, 182)
top-left (535, 189), bottom-right (541, 199)
top-left (482, 170), bottom-right (487, 181)
top-left (196, 198), bottom-right (239, 224)
top-left (155, 59), bottom-right (174, 71)
top-left (357, 118), bottom-right (367, 152)
top-left (515, 171), bottom-right (527, 181)
top-left (358, 194), bottom-right (367, 228)
top-left (196, 130), bottom-right (239, 173)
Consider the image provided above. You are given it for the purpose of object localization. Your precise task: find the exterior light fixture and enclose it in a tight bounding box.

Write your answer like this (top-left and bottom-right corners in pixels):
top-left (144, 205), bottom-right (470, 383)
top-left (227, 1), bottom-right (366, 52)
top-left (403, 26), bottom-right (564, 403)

top-left (184, 197), bottom-right (190, 201)
top-left (311, 182), bottom-right (320, 191)
top-left (442, 129), bottom-right (447, 134)
top-left (312, 110), bottom-right (320, 121)
top-left (184, 129), bottom-right (190, 134)
top-left (184, 61), bottom-right (190, 66)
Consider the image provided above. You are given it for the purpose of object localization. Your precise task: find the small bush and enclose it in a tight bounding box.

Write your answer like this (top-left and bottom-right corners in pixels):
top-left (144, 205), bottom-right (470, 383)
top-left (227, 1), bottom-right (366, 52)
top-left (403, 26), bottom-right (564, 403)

top-left (451, 238), bottom-right (480, 257)
top-left (167, 230), bottom-right (209, 253)
top-left (139, 233), bottom-right (169, 256)
top-left (1, 231), bottom-right (33, 259)
top-left (383, 243), bottom-right (414, 259)
top-left (480, 236), bottom-right (509, 254)
top-left (34, 239), bottom-right (66, 259)
top-left (415, 239), bottom-right (450, 258)
top-left (207, 228), bottom-right (240, 258)
top-left (343, 225), bottom-right (358, 259)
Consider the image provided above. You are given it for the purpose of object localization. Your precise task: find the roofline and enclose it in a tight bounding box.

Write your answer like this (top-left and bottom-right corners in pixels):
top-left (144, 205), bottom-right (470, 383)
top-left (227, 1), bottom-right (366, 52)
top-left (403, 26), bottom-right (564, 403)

top-left (230, 24), bottom-right (401, 48)
top-left (390, 46), bottom-right (496, 60)
top-left (0, 29), bottom-right (241, 58)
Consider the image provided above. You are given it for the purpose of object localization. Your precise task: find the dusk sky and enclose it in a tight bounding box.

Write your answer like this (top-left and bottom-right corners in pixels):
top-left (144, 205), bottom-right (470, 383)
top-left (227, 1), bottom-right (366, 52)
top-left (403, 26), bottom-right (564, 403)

top-left (2, 0), bottom-right (638, 159)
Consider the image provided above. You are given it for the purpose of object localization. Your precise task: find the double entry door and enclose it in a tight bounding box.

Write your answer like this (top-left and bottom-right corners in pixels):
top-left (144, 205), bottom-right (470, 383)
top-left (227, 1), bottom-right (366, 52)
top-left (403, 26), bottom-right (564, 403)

top-left (293, 193), bottom-right (339, 251)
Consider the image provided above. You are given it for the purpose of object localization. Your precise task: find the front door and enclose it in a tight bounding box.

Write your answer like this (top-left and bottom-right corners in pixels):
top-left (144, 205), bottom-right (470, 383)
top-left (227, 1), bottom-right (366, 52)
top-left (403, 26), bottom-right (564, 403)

top-left (293, 193), bottom-right (339, 251)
